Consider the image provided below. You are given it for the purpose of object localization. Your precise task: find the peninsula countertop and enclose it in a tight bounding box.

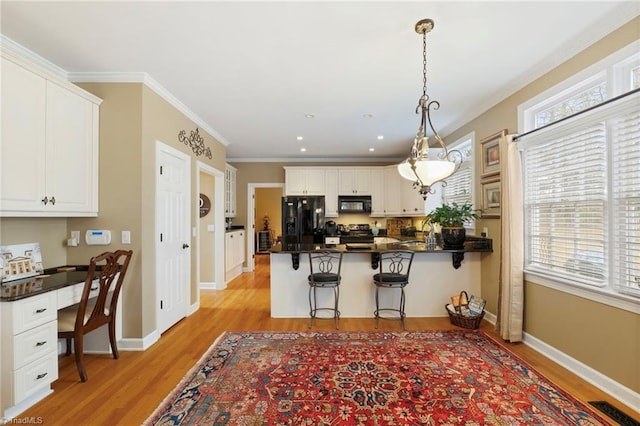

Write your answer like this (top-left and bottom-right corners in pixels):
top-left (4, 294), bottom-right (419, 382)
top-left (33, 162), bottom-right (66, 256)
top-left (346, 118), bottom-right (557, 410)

top-left (270, 237), bottom-right (492, 254)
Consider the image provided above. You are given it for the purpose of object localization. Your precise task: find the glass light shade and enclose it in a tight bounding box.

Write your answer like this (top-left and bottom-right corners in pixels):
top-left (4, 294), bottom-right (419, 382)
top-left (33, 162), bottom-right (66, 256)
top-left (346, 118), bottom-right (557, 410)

top-left (397, 159), bottom-right (455, 186)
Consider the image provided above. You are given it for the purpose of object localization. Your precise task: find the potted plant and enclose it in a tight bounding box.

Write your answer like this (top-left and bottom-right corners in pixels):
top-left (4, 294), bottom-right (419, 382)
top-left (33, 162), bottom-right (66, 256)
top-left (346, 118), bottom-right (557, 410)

top-left (424, 202), bottom-right (480, 249)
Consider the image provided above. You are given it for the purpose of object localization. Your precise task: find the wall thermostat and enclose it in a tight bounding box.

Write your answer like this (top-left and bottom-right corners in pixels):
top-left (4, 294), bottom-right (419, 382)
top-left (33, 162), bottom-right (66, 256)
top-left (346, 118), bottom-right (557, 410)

top-left (85, 230), bottom-right (112, 245)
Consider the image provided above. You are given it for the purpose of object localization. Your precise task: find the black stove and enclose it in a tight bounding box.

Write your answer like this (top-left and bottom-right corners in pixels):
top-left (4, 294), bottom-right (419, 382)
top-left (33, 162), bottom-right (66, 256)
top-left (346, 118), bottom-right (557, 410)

top-left (339, 223), bottom-right (374, 244)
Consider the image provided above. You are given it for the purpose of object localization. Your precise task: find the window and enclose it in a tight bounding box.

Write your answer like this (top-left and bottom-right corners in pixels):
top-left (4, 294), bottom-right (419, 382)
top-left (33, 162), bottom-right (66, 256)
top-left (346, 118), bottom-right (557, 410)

top-left (442, 134), bottom-right (473, 206)
top-left (519, 42), bottom-right (640, 309)
top-left (442, 134), bottom-right (475, 229)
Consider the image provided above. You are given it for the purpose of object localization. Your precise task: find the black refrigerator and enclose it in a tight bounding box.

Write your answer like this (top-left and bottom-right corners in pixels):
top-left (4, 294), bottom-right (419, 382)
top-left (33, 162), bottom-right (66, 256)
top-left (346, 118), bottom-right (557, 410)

top-left (282, 196), bottom-right (325, 245)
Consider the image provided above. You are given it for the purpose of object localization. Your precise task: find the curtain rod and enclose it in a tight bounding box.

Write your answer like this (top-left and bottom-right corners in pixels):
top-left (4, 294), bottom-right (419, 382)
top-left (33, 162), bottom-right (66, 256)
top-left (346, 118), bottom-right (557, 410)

top-left (513, 87), bottom-right (640, 142)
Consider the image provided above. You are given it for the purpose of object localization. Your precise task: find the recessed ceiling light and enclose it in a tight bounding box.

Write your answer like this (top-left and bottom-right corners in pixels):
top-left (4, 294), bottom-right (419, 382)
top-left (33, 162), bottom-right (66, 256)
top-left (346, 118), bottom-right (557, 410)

top-left (369, 148), bottom-right (375, 152)
top-left (363, 113), bottom-right (374, 119)
top-left (377, 135), bottom-right (384, 140)
top-left (297, 136), bottom-right (303, 141)
top-left (305, 114), bottom-right (315, 119)
top-left (300, 148), bottom-right (306, 152)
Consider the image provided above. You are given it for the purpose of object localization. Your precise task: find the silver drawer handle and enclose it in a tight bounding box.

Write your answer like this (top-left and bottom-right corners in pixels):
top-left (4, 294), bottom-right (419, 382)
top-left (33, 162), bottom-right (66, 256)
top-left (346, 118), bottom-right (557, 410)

top-left (36, 373), bottom-right (48, 380)
top-left (35, 308), bottom-right (47, 313)
top-left (36, 341), bottom-right (47, 347)
top-left (91, 286), bottom-right (98, 291)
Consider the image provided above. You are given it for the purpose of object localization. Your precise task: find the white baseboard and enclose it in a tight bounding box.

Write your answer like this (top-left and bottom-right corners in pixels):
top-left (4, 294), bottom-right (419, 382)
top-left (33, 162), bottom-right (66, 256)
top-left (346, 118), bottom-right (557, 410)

top-left (522, 332), bottom-right (640, 412)
top-left (119, 330), bottom-right (160, 351)
top-left (483, 310), bottom-right (638, 411)
top-left (200, 281), bottom-right (226, 290)
top-left (188, 300), bottom-right (200, 316)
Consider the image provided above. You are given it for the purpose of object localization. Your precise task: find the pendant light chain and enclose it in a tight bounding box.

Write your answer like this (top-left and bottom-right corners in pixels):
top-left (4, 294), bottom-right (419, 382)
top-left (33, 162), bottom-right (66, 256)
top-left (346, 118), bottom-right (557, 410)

top-left (422, 30), bottom-right (428, 100)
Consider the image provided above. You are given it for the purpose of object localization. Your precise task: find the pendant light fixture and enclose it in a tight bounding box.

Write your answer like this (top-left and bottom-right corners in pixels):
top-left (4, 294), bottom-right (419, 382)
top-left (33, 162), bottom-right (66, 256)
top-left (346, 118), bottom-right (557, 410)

top-left (397, 18), bottom-right (462, 199)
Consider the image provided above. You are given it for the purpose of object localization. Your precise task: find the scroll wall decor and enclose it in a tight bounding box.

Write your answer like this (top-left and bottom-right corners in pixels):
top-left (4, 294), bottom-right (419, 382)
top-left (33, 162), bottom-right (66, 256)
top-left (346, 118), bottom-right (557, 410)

top-left (178, 128), bottom-right (212, 159)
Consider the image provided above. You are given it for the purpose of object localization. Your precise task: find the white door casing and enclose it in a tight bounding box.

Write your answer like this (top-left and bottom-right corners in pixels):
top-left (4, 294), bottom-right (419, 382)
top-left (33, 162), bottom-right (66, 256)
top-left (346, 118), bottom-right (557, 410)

top-left (246, 183), bottom-right (284, 272)
top-left (156, 142), bottom-right (191, 334)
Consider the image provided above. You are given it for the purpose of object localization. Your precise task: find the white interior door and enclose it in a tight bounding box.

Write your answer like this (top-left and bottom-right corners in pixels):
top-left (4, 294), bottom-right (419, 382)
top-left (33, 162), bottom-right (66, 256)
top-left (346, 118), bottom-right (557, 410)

top-left (156, 142), bottom-right (191, 334)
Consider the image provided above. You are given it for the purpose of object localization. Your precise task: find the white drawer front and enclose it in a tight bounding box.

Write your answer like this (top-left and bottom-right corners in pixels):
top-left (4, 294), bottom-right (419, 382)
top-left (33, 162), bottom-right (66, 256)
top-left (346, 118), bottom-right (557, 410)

top-left (14, 321), bottom-right (57, 369)
top-left (10, 292), bottom-right (57, 334)
top-left (13, 351), bottom-right (58, 403)
top-left (56, 280), bottom-right (99, 309)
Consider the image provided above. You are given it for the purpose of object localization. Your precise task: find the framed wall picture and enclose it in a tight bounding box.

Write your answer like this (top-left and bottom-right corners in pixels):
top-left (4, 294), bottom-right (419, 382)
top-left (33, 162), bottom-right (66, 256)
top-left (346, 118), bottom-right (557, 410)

top-left (481, 177), bottom-right (501, 218)
top-left (480, 129), bottom-right (507, 178)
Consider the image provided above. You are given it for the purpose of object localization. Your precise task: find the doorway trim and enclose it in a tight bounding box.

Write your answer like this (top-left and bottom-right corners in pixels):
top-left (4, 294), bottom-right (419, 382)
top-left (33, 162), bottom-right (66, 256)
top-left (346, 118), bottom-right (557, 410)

top-left (197, 161), bottom-right (225, 291)
top-left (246, 183), bottom-right (284, 272)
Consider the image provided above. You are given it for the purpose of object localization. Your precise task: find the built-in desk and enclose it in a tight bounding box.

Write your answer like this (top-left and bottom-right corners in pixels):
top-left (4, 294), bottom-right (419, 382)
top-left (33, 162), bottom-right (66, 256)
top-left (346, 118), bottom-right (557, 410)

top-left (0, 267), bottom-right (119, 419)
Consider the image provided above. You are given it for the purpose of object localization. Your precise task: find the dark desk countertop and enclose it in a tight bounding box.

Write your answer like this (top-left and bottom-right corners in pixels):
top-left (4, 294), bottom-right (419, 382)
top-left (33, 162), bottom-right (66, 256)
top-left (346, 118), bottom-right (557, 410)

top-left (1, 265), bottom-right (95, 302)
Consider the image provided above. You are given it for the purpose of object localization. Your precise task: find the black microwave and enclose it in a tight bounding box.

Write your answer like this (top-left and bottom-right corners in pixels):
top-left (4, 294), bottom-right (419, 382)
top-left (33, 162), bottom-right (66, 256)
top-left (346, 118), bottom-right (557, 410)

top-left (338, 196), bottom-right (372, 213)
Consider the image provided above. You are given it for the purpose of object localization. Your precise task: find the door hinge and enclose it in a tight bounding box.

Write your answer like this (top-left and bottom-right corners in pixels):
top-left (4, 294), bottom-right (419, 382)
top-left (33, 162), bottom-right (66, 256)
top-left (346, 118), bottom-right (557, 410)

top-left (160, 300), bottom-right (163, 309)
top-left (160, 233), bottom-right (163, 242)
top-left (160, 165), bottom-right (163, 175)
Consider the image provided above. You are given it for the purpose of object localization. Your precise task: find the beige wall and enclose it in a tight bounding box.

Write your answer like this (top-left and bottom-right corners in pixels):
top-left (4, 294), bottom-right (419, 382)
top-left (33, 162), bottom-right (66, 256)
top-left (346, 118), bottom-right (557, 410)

top-left (0, 218), bottom-right (68, 268)
top-left (444, 17), bottom-right (640, 393)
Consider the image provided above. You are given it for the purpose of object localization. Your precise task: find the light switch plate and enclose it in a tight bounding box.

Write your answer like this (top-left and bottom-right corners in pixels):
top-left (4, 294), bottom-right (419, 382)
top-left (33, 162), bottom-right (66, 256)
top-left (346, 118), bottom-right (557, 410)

top-left (122, 230), bottom-right (131, 244)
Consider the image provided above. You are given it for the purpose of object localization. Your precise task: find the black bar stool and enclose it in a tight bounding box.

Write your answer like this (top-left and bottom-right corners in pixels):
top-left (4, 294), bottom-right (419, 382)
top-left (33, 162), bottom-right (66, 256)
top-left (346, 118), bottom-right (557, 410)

top-left (308, 250), bottom-right (343, 329)
top-left (373, 250), bottom-right (414, 330)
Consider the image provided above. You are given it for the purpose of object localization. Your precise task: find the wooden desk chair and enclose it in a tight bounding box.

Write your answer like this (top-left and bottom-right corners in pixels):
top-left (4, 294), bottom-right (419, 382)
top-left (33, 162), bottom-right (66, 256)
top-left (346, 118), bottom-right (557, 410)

top-left (58, 250), bottom-right (133, 382)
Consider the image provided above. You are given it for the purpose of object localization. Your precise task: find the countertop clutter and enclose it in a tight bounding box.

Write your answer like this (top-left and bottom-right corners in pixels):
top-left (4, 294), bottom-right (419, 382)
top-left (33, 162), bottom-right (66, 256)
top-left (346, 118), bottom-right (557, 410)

top-left (0, 266), bottom-right (96, 301)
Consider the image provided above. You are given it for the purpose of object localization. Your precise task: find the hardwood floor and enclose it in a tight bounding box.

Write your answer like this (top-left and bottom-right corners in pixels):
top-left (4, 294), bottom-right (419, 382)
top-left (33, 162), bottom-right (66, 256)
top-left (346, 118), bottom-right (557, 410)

top-left (19, 254), bottom-right (637, 425)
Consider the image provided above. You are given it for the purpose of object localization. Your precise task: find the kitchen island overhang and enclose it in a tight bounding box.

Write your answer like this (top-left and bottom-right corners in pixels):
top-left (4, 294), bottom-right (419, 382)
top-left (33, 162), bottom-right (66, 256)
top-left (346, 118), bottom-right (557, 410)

top-left (269, 240), bottom-right (492, 318)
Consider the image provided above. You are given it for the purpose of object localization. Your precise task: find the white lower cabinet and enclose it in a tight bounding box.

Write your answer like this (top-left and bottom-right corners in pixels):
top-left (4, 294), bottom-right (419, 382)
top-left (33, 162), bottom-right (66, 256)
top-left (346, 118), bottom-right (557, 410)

top-left (1, 292), bottom-right (58, 418)
top-left (225, 230), bottom-right (245, 282)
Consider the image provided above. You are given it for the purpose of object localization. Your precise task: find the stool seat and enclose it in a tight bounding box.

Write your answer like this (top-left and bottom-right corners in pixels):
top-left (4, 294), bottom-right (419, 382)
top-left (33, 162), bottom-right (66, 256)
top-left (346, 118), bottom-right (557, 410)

top-left (373, 250), bottom-right (414, 330)
top-left (308, 272), bottom-right (340, 284)
top-left (373, 273), bottom-right (407, 284)
top-left (308, 251), bottom-right (343, 329)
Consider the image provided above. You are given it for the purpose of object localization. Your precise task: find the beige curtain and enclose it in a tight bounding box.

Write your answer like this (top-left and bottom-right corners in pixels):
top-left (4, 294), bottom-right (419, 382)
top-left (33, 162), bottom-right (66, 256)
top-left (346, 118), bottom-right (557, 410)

top-left (496, 134), bottom-right (524, 342)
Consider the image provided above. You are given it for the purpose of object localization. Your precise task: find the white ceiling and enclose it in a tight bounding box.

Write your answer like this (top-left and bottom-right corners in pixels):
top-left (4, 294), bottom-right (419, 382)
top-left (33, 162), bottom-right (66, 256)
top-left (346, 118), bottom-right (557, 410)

top-left (1, 1), bottom-right (638, 162)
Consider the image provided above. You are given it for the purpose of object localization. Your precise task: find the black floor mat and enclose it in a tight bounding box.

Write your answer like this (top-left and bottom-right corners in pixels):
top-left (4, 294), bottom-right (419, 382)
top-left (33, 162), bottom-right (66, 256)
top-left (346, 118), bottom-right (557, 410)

top-left (588, 401), bottom-right (640, 426)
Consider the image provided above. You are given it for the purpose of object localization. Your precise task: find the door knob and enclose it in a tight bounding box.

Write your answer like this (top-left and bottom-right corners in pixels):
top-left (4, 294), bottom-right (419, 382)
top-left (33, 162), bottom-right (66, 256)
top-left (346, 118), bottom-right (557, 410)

top-left (182, 243), bottom-right (190, 249)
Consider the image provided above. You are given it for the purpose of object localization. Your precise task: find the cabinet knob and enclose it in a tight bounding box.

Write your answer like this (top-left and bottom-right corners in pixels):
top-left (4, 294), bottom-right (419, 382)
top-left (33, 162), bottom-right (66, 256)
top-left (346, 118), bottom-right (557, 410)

top-left (41, 196), bottom-right (48, 205)
top-left (182, 243), bottom-right (190, 249)
top-left (50, 196), bottom-right (56, 205)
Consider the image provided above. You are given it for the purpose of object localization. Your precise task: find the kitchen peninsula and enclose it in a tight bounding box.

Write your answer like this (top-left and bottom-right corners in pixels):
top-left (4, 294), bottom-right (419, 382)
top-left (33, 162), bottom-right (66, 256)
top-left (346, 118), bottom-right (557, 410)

top-left (269, 239), bottom-right (492, 318)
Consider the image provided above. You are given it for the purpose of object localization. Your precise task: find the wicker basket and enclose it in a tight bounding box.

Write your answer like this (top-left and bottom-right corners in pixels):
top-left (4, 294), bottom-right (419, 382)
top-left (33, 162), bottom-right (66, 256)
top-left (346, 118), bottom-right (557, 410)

top-left (445, 290), bottom-right (485, 329)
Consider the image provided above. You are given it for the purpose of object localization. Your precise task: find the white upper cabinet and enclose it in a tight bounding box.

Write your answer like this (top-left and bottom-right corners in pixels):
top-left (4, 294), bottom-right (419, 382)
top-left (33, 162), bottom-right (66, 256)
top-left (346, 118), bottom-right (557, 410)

top-left (370, 169), bottom-right (385, 217)
top-left (225, 164), bottom-right (237, 218)
top-left (324, 168), bottom-right (339, 217)
top-left (338, 168), bottom-right (371, 195)
top-left (384, 165), bottom-right (427, 217)
top-left (383, 166), bottom-right (402, 216)
top-left (284, 167), bottom-right (325, 195)
top-left (1, 55), bottom-right (101, 217)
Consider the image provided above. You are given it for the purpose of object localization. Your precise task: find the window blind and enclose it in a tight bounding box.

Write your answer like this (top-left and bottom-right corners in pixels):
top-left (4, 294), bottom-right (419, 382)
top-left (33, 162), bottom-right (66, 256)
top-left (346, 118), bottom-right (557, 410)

top-left (612, 109), bottom-right (640, 295)
top-left (519, 91), bottom-right (640, 294)
top-left (442, 162), bottom-right (472, 206)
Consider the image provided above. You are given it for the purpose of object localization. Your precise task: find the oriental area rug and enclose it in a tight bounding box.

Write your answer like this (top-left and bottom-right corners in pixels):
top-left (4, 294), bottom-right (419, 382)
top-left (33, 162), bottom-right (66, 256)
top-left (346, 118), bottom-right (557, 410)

top-left (144, 330), bottom-right (612, 425)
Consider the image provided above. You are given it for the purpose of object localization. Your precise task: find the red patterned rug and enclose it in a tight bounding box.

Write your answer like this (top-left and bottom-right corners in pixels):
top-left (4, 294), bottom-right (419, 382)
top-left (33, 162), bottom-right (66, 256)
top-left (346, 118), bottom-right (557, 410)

top-left (144, 330), bottom-right (612, 425)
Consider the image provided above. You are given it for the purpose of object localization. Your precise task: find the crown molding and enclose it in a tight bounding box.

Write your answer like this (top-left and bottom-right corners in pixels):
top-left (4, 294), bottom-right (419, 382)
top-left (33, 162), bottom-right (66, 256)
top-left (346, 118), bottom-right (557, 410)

top-left (0, 34), bottom-right (68, 79)
top-left (227, 156), bottom-right (403, 163)
top-left (69, 71), bottom-right (230, 147)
